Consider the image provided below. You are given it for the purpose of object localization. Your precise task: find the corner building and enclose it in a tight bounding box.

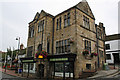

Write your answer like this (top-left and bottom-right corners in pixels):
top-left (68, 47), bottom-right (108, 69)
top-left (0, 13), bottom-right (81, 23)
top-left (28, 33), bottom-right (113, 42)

top-left (26, 1), bottom-right (106, 79)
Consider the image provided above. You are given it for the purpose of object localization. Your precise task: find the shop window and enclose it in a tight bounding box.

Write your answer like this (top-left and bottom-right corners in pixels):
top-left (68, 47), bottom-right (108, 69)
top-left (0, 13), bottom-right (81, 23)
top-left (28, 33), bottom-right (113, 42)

top-left (23, 63), bottom-right (28, 71)
top-left (55, 62), bottom-right (73, 78)
top-left (86, 64), bottom-right (91, 70)
top-left (55, 63), bottom-right (64, 72)
top-left (106, 54), bottom-right (111, 60)
top-left (30, 63), bottom-right (34, 70)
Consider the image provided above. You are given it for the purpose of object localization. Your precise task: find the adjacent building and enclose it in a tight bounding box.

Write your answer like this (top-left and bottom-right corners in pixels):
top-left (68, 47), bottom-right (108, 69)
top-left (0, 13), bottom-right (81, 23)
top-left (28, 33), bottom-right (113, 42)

top-left (25, 0), bottom-right (106, 79)
top-left (105, 34), bottom-right (120, 64)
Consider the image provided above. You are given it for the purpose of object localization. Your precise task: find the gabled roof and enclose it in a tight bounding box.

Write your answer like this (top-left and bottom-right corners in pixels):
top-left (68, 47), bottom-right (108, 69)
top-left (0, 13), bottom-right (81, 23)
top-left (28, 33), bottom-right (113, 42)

top-left (29, 10), bottom-right (54, 24)
top-left (34, 12), bottom-right (40, 20)
top-left (29, 0), bottom-right (95, 24)
top-left (75, 0), bottom-right (95, 19)
top-left (55, 0), bottom-right (95, 20)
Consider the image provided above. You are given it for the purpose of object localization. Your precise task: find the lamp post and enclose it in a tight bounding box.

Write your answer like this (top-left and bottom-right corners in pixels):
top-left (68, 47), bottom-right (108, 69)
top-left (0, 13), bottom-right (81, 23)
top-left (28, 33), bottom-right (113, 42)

top-left (16, 37), bottom-right (20, 74)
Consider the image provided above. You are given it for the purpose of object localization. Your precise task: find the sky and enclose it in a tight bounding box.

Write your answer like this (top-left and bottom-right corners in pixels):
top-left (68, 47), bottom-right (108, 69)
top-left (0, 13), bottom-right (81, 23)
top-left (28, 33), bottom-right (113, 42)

top-left (0, 0), bottom-right (119, 52)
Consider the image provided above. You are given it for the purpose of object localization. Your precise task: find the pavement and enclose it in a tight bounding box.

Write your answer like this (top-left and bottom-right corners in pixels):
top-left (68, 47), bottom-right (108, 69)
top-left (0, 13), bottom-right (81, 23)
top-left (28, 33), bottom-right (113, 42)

top-left (0, 67), bottom-right (23, 78)
top-left (88, 65), bottom-right (120, 79)
top-left (0, 65), bottom-right (120, 79)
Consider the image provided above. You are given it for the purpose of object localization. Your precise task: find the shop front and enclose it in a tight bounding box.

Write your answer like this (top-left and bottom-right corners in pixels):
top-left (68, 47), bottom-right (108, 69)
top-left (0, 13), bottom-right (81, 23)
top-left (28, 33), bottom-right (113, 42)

top-left (47, 53), bottom-right (76, 80)
top-left (20, 57), bottom-right (36, 78)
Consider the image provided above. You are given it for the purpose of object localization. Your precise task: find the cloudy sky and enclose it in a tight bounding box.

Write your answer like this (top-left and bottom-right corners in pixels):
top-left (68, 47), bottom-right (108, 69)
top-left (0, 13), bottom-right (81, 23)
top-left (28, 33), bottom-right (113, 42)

top-left (0, 0), bottom-right (119, 52)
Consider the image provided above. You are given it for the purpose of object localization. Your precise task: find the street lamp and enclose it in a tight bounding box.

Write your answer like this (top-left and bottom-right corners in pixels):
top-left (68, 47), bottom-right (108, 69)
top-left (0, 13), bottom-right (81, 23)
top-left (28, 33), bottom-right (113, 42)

top-left (16, 37), bottom-right (20, 74)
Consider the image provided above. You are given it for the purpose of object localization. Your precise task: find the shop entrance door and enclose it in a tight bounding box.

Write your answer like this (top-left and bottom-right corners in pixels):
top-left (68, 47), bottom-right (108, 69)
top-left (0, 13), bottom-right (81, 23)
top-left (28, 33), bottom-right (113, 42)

top-left (113, 53), bottom-right (119, 64)
top-left (38, 64), bottom-right (44, 78)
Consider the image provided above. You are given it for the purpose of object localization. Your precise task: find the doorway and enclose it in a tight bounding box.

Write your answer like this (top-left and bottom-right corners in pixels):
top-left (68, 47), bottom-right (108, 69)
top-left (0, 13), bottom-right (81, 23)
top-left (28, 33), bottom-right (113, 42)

top-left (113, 53), bottom-right (119, 64)
top-left (38, 64), bottom-right (44, 78)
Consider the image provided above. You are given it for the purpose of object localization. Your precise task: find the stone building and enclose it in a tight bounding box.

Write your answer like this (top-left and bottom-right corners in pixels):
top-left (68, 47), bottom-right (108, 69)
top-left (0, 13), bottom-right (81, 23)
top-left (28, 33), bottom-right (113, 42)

top-left (25, 0), bottom-right (106, 79)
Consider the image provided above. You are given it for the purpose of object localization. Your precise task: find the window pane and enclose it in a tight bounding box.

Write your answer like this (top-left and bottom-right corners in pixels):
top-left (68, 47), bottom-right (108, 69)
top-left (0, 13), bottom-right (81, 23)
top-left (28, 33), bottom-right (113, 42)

top-left (86, 64), bottom-right (91, 70)
top-left (42, 20), bottom-right (44, 31)
top-left (105, 44), bottom-right (110, 50)
top-left (106, 54), bottom-right (111, 59)
top-left (56, 41), bottom-right (59, 47)
top-left (55, 63), bottom-right (63, 72)
top-left (57, 19), bottom-right (59, 30)
top-left (59, 17), bottom-right (61, 29)
top-left (65, 40), bottom-right (67, 46)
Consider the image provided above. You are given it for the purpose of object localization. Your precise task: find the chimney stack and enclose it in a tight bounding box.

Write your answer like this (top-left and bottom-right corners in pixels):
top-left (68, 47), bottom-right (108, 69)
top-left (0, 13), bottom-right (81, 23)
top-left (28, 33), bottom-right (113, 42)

top-left (99, 22), bottom-right (103, 27)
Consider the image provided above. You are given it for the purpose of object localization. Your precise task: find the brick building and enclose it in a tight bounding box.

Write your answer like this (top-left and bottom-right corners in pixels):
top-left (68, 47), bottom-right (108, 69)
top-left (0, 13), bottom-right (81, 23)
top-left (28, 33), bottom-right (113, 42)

top-left (24, 0), bottom-right (106, 79)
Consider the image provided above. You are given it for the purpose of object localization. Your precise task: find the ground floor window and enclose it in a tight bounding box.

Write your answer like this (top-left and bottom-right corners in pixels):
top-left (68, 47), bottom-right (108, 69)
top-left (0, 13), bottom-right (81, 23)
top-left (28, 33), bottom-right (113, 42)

top-left (23, 63), bottom-right (35, 73)
top-left (86, 64), bottom-right (91, 70)
top-left (54, 62), bottom-right (73, 77)
top-left (55, 63), bottom-right (64, 72)
top-left (106, 54), bottom-right (111, 60)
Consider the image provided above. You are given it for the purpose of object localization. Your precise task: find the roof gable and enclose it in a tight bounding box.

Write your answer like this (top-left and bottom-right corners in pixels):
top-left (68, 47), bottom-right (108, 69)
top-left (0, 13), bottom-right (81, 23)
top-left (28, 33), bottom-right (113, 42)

top-left (34, 12), bottom-right (40, 20)
top-left (39, 10), bottom-right (47, 18)
top-left (76, 0), bottom-right (95, 19)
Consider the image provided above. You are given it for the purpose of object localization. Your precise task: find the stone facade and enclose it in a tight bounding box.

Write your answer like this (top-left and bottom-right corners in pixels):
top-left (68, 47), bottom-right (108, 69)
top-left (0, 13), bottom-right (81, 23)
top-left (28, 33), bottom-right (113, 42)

top-left (26, 1), bottom-right (106, 79)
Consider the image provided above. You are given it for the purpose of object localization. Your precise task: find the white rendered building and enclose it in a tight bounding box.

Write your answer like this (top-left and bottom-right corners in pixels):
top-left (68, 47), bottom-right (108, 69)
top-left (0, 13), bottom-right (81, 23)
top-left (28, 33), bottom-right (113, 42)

top-left (105, 34), bottom-right (120, 64)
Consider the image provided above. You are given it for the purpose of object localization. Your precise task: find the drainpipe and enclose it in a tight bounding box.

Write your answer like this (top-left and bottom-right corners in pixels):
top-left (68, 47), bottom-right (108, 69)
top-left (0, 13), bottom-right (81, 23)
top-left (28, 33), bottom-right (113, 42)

top-left (95, 24), bottom-right (99, 68)
top-left (52, 18), bottom-right (55, 55)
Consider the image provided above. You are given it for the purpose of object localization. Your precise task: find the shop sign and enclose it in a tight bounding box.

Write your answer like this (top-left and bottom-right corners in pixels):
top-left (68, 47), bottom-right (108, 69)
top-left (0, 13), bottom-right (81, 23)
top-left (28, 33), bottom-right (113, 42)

top-left (22, 60), bottom-right (34, 63)
top-left (50, 58), bottom-right (68, 61)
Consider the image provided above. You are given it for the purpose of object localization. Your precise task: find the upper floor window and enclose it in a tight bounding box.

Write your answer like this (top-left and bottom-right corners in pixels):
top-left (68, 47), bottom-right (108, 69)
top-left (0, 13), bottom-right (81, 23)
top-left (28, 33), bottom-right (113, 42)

top-left (56, 17), bottom-right (62, 30)
top-left (99, 50), bottom-right (103, 57)
top-left (29, 26), bottom-right (34, 38)
top-left (56, 39), bottom-right (70, 54)
top-left (38, 44), bottom-right (42, 51)
top-left (56, 19), bottom-right (59, 30)
top-left (27, 46), bottom-right (33, 57)
top-left (38, 20), bottom-right (44, 32)
top-left (59, 17), bottom-right (61, 29)
top-left (64, 15), bottom-right (67, 27)
top-left (105, 44), bottom-right (110, 50)
top-left (84, 40), bottom-right (91, 53)
top-left (64, 12), bottom-right (70, 27)
top-left (83, 15), bottom-right (90, 29)
top-left (97, 28), bottom-right (103, 39)
top-left (67, 12), bottom-right (70, 26)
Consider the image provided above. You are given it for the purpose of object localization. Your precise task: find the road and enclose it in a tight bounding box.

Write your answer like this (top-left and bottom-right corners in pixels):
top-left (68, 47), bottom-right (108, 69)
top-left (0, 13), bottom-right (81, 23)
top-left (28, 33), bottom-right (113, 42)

top-left (1, 71), bottom-right (120, 80)
top-left (1, 72), bottom-right (23, 80)
top-left (91, 73), bottom-right (120, 80)
top-left (1, 72), bottom-right (42, 80)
